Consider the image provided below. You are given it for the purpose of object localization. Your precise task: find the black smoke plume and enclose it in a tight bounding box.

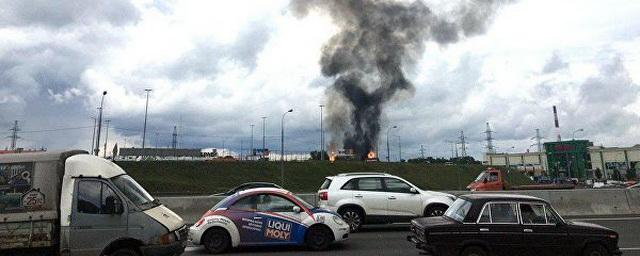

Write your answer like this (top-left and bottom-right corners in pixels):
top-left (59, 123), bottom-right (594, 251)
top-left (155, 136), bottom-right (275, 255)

top-left (291, 0), bottom-right (509, 159)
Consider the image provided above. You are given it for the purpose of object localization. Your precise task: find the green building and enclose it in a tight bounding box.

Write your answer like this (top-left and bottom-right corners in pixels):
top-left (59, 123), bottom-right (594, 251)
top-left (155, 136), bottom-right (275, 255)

top-left (544, 140), bottom-right (593, 179)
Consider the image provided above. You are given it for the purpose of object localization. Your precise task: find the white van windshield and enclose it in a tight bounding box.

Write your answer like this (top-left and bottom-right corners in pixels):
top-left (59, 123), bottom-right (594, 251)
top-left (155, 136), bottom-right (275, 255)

top-left (111, 175), bottom-right (158, 210)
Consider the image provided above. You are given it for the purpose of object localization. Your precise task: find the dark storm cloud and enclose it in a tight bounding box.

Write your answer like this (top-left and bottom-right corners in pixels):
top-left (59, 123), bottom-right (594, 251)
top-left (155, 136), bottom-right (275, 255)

top-left (0, 0), bottom-right (140, 150)
top-left (542, 51), bottom-right (569, 74)
top-left (0, 0), bottom-right (140, 28)
top-left (291, 0), bottom-right (510, 159)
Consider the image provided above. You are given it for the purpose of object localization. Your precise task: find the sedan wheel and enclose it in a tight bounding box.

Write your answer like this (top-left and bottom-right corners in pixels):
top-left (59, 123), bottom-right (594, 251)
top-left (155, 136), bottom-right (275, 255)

top-left (583, 244), bottom-right (609, 256)
top-left (340, 208), bottom-right (363, 232)
top-left (203, 228), bottom-right (230, 254)
top-left (460, 246), bottom-right (487, 256)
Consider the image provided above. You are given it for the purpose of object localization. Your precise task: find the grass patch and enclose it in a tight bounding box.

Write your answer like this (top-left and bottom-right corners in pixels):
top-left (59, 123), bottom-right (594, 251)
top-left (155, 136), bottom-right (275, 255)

top-left (116, 161), bottom-right (532, 194)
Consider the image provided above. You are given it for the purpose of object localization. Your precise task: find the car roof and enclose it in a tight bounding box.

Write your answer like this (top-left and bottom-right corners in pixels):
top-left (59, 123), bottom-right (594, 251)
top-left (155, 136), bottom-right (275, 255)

top-left (329, 172), bottom-right (391, 178)
top-left (237, 187), bottom-right (291, 195)
top-left (460, 193), bottom-right (548, 203)
top-left (239, 182), bottom-right (279, 186)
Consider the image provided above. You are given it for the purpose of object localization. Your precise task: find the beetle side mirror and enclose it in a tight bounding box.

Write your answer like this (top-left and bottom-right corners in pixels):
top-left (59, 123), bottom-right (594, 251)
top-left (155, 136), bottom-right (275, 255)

top-left (293, 206), bottom-right (301, 213)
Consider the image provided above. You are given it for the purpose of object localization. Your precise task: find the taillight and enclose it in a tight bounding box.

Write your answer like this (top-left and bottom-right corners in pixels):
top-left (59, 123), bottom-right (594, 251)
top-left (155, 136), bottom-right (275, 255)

top-left (319, 191), bottom-right (328, 201)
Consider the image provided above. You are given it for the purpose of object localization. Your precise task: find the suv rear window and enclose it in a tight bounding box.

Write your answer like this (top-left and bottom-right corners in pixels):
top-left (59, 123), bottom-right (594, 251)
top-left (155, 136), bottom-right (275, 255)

top-left (319, 178), bottom-right (332, 190)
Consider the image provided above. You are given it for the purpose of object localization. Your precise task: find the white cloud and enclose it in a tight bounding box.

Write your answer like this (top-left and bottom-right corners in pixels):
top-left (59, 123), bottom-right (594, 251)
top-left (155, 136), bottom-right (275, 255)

top-left (1, 0), bottom-right (639, 160)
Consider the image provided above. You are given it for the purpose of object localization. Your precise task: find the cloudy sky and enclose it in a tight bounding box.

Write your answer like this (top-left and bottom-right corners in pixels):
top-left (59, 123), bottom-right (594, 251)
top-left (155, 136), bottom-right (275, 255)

top-left (1, 0), bottom-right (639, 160)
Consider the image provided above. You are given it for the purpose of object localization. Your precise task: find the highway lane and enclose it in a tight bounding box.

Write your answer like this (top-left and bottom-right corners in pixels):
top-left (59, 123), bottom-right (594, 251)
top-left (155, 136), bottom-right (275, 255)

top-left (183, 217), bottom-right (640, 256)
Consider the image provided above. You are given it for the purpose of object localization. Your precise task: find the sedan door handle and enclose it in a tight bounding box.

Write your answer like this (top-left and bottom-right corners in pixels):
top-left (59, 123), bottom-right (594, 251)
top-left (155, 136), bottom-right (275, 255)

top-left (354, 195), bottom-right (363, 198)
top-left (479, 228), bottom-right (489, 232)
top-left (523, 229), bottom-right (533, 233)
top-left (388, 197), bottom-right (396, 200)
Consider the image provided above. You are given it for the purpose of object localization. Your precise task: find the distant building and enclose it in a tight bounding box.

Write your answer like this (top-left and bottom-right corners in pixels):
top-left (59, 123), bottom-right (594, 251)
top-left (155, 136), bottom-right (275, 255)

top-left (589, 145), bottom-right (640, 180)
top-left (116, 147), bottom-right (203, 161)
top-left (484, 151), bottom-right (547, 176)
top-left (485, 140), bottom-right (640, 180)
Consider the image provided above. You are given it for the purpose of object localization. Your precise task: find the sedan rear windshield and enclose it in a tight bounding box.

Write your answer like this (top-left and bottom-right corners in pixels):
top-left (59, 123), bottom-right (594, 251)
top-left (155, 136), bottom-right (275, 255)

top-left (444, 198), bottom-right (472, 223)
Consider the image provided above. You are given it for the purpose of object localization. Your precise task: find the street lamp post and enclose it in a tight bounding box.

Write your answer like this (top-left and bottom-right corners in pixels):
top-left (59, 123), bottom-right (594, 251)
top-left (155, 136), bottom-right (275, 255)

top-left (90, 116), bottom-right (97, 153)
top-left (250, 124), bottom-right (254, 159)
top-left (94, 91), bottom-right (107, 156)
top-left (103, 120), bottom-right (111, 158)
top-left (281, 109), bottom-right (293, 185)
top-left (386, 125), bottom-right (397, 162)
top-left (142, 89), bottom-right (152, 148)
top-left (396, 135), bottom-right (402, 162)
top-left (572, 128), bottom-right (584, 140)
top-left (319, 104), bottom-right (324, 161)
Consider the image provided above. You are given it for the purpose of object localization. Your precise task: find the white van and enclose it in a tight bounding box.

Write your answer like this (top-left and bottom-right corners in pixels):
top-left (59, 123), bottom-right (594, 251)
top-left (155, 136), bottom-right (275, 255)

top-left (0, 150), bottom-right (186, 256)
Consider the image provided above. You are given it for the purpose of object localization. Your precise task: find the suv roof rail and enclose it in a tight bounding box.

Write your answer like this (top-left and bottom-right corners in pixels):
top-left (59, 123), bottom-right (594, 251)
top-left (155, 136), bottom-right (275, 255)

top-left (336, 172), bottom-right (390, 177)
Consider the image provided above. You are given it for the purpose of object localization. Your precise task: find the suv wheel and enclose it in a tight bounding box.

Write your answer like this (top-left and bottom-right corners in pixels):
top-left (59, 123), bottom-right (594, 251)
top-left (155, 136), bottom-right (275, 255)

top-left (424, 205), bottom-right (447, 217)
top-left (339, 207), bottom-right (363, 232)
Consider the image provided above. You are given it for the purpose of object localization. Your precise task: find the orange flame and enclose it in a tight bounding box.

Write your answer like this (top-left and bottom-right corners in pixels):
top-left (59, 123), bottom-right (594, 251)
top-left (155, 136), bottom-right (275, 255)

top-left (367, 151), bottom-right (376, 159)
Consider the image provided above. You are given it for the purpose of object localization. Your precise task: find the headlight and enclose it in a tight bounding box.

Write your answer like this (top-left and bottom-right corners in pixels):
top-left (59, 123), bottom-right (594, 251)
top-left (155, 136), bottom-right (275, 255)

top-left (333, 215), bottom-right (345, 225)
top-left (156, 232), bottom-right (176, 245)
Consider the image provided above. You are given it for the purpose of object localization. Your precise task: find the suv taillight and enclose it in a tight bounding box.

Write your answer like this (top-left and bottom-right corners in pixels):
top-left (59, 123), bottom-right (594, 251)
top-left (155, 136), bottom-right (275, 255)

top-left (319, 191), bottom-right (328, 201)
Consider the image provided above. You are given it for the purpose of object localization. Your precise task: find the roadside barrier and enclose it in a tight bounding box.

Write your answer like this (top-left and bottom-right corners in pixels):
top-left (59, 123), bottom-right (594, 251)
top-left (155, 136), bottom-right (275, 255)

top-left (157, 189), bottom-right (640, 224)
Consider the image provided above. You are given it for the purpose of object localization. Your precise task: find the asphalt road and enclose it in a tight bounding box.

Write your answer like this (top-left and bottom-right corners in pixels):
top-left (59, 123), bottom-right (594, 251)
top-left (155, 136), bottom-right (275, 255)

top-left (184, 217), bottom-right (640, 256)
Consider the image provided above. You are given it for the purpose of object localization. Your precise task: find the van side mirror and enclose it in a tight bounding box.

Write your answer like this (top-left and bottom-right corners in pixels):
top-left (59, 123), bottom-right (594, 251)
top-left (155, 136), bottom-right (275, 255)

top-left (105, 196), bottom-right (124, 215)
top-left (292, 206), bottom-right (301, 213)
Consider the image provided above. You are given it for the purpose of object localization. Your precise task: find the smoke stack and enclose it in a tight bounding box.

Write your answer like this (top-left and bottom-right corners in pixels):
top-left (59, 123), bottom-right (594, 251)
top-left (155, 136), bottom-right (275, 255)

top-left (291, 0), bottom-right (510, 159)
top-left (553, 105), bottom-right (561, 141)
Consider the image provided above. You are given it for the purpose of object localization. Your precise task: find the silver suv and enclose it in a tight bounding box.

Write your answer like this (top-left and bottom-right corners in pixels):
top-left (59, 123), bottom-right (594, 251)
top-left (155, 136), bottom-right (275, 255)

top-left (317, 172), bottom-right (456, 232)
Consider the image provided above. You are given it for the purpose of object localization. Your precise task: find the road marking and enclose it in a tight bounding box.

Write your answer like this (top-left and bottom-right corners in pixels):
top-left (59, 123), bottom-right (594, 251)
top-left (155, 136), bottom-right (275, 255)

top-left (621, 248), bottom-right (640, 251)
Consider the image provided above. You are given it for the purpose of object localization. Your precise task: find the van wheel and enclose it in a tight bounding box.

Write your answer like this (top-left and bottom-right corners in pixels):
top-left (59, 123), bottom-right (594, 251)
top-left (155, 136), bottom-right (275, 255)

top-left (306, 225), bottom-right (333, 251)
top-left (425, 205), bottom-right (448, 217)
top-left (203, 228), bottom-right (231, 254)
top-left (460, 246), bottom-right (487, 256)
top-left (110, 248), bottom-right (139, 256)
top-left (339, 207), bottom-right (363, 232)
top-left (583, 244), bottom-right (609, 256)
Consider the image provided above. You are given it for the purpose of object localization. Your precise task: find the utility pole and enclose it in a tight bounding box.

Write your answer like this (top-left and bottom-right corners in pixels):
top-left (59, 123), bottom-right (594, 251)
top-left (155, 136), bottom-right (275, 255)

top-left (94, 91), bottom-right (107, 156)
top-left (250, 124), bottom-right (254, 159)
top-left (261, 116), bottom-right (267, 158)
top-left (420, 145), bottom-right (425, 159)
top-left (319, 104), bottom-right (325, 160)
top-left (8, 120), bottom-right (20, 150)
top-left (531, 129), bottom-right (544, 152)
top-left (142, 89), bottom-right (152, 148)
top-left (484, 122), bottom-right (496, 154)
top-left (103, 120), bottom-right (111, 158)
top-left (459, 130), bottom-right (467, 157)
top-left (172, 126), bottom-right (177, 149)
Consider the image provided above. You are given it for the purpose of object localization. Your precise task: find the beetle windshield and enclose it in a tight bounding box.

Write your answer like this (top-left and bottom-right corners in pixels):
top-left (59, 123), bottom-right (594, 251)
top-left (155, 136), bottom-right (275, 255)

top-left (444, 198), bottom-right (472, 222)
top-left (111, 175), bottom-right (158, 210)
